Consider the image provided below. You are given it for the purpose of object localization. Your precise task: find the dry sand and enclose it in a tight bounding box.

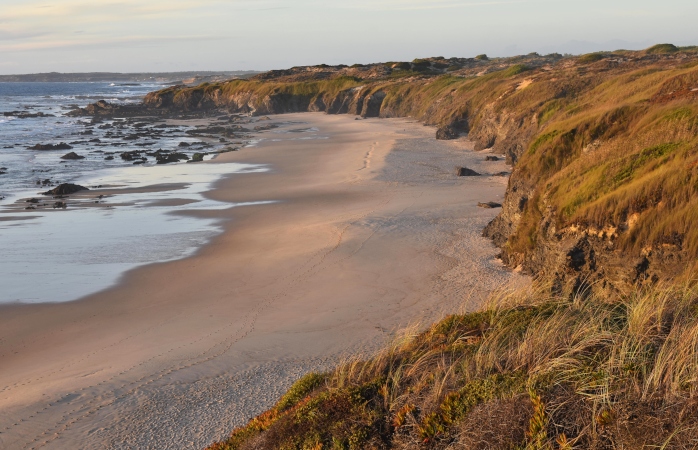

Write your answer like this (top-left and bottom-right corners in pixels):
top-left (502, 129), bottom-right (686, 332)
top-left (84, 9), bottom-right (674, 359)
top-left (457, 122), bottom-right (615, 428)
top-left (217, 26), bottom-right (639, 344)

top-left (0, 113), bottom-right (527, 449)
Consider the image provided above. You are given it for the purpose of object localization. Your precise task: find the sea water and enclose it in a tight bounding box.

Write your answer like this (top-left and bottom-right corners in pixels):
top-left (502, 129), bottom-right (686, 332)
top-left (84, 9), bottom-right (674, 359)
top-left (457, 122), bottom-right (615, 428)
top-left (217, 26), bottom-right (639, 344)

top-left (0, 82), bottom-right (270, 304)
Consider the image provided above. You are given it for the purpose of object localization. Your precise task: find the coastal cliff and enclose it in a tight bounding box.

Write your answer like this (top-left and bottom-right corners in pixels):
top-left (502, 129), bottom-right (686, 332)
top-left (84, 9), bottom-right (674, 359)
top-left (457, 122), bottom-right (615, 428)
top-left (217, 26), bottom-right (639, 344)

top-left (138, 46), bottom-right (698, 297)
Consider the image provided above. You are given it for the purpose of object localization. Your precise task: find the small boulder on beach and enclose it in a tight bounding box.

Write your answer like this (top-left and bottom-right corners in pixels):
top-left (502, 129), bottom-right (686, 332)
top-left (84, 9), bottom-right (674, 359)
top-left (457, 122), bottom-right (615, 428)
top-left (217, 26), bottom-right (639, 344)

top-left (42, 183), bottom-right (89, 196)
top-left (436, 126), bottom-right (460, 140)
top-left (60, 152), bottom-right (85, 160)
top-left (456, 167), bottom-right (480, 177)
top-left (485, 156), bottom-right (500, 161)
top-left (478, 202), bottom-right (503, 209)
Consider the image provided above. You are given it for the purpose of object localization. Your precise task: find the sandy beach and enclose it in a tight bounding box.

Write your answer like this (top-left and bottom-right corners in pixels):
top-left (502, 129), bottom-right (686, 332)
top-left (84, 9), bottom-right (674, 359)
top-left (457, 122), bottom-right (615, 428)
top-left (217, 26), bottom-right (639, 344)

top-left (0, 113), bottom-right (526, 450)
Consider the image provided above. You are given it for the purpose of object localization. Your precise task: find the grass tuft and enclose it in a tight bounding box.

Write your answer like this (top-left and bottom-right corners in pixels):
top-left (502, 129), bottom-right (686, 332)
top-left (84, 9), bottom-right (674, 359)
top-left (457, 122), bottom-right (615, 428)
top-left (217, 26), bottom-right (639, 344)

top-left (647, 44), bottom-right (680, 54)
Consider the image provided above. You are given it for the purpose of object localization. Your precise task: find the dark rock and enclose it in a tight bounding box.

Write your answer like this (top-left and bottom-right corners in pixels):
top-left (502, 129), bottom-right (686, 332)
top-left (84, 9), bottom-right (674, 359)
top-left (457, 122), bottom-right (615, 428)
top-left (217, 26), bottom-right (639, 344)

top-left (26, 198), bottom-right (39, 204)
top-left (254, 124), bottom-right (279, 131)
top-left (178, 142), bottom-right (191, 147)
top-left (105, 156), bottom-right (114, 160)
top-left (60, 152), bottom-right (85, 160)
top-left (156, 152), bottom-right (189, 164)
top-left (3, 111), bottom-right (54, 119)
top-left (120, 151), bottom-right (143, 161)
top-left (457, 167), bottom-right (480, 176)
top-left (42, 183), bottom-right (89, 196)
top-left (190, 153), bottom-right (205, 162)
top-left (478, 202), bottom-right (503, 209)
top-left (436, 125), bottom-right (460, 140)
top-left (53, 201), bottom-right (67, 209)
top-left (28, 142), bottom-right (73, 151)
top-left (485, 156), bottom-right (500, 161)
top-left (69, 100), bottom-right (115, 117)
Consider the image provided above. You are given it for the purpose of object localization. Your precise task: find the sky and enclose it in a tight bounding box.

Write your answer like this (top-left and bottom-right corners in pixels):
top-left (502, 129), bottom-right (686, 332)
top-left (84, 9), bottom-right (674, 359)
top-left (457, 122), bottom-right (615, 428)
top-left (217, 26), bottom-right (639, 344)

top-left (1, 0), bottom-right (697, 74)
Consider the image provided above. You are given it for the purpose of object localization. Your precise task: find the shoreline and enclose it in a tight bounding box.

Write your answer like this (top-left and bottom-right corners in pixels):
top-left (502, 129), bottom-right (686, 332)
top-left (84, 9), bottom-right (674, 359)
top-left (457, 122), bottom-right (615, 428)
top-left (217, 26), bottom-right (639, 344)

top-left (0, 157), bottom-right (270, 304)
top-left (0, 113), bottom-right (527, 449)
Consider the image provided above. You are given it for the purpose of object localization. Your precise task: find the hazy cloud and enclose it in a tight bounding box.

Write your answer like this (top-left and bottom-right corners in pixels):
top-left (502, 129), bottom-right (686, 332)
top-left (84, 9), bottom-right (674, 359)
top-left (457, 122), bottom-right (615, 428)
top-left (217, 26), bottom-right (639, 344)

top-left (0, 34), bottom-right (226, 52)
top-left (329, 0), bottom-right (532, 10)
top-left (0, 0), bottom-right (696, 73)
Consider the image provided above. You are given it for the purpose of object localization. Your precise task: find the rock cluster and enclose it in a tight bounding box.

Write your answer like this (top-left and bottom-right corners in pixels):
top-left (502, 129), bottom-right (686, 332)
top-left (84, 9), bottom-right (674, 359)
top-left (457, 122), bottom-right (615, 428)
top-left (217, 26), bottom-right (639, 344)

top-left (28, 143), bottom-right (73, 151)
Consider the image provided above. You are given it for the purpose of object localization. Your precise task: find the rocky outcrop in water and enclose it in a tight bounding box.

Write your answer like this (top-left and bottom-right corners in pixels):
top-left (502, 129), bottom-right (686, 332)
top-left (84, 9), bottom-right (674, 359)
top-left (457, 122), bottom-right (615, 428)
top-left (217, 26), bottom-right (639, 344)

top-left (42, 183), bottom-right (89, 196)
top-left (60, 152), bottom-right (85, 160)
top-left (28, 143), bottom-right (73, 151)
top-left (3, 111), bottom-right (55, 119)
top-left (156, 152), bottom-right (189, 164)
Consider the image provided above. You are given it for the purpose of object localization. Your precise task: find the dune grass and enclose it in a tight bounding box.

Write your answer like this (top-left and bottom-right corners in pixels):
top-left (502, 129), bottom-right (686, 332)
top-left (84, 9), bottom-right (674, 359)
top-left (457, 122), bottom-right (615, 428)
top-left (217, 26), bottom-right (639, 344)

top-left (208, 283), bottom-right (698, 449)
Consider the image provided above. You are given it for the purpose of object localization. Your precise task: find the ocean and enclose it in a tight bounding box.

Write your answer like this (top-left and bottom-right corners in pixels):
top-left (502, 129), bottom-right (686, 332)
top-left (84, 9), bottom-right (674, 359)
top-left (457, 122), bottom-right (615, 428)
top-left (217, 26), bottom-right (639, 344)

top-left (0, 82), bottom-right (268, 304)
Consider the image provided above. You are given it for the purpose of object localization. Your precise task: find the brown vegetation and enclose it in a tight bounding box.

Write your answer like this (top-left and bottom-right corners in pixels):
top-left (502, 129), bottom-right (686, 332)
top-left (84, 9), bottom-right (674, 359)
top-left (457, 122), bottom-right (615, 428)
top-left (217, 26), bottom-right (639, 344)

top-left (208, 284), bottom-right (698, 449)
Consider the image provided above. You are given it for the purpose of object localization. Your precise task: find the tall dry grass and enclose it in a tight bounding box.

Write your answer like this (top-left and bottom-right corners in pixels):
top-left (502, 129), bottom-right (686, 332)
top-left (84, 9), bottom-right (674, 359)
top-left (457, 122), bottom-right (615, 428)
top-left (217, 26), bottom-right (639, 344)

top-left (209, 282), bottom-right (698, 449)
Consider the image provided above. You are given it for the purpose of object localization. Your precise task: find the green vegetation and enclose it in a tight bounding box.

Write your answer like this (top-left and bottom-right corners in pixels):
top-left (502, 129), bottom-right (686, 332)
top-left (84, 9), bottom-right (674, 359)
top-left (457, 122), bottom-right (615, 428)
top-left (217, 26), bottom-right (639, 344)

top-left (475, 54), bottom-right (489, 61)
top-left (412, 58), bottom-right (431, 66)
top-left (646, 43), bottom-right (680, 54)
top-left (578, 52), bottom-right (607, 64)
top-left (501, 64), bottom-right (531, 77)
top-left (209, 284), bottom-right (698, 449)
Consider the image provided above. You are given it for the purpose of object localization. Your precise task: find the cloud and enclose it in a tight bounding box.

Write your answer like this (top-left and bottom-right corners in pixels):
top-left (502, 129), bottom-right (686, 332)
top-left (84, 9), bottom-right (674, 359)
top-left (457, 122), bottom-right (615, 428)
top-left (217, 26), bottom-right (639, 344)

top-left (0, 34), bottom-right (227, 52)
top-left (327, 0), bottom-right (532, 10)
top-left (0, 0), bottom-right (238, 52)
top-left (0, 30), bottom-right (51, 41)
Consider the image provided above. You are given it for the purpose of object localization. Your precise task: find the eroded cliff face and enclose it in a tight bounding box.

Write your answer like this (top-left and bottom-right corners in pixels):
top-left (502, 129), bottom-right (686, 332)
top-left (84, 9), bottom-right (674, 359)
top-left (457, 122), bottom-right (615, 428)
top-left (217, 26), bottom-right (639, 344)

top-left (144, 85), bottom-right (394, 120)
top-left (120, 50), bottom-right (698, 296)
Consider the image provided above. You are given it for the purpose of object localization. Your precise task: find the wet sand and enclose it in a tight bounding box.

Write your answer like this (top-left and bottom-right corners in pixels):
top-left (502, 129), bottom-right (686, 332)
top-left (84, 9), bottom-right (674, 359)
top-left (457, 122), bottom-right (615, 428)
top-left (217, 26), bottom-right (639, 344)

top-left (0, 113), bottom-right (527, 449)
